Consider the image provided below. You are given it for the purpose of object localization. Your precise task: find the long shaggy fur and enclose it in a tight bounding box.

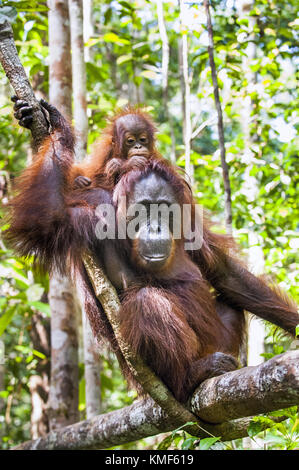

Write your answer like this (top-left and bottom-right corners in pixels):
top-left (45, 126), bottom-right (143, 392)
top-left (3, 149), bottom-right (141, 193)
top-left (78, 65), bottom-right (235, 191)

top-left (5, 104), bottom-right (299, 402)
top-left (119, 279), bottom-right (231, 401)
top-left (71, 105), bottom-right (158, 188)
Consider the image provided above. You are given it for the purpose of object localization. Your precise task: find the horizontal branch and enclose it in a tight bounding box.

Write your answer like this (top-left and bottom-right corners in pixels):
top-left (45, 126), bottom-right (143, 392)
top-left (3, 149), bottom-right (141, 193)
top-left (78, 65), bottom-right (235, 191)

top-left (14, 350), bottom-right (299, 450)
top-left (191, 350), bottom-right (299, 422)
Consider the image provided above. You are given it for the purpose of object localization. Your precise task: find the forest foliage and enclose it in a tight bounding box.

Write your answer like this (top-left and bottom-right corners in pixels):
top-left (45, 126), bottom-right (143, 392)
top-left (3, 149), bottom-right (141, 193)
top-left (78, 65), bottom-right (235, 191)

top-left (0, 0), bottom-right (298, 450)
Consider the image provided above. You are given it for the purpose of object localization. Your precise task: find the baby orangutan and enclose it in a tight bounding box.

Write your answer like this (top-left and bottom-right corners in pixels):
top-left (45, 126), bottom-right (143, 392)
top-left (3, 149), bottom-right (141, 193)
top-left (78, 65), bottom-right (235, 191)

top-left (72, 107), bottom-right (158, 189)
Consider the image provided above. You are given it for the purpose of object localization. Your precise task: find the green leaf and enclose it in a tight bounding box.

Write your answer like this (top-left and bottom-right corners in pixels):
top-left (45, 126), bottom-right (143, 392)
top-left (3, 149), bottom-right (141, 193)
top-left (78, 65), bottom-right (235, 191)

top-left (199, 437), bottom-right (220, 450)
top-left (103, 32), bottom-right (130, 45)
top-left (116, 54), bottom-right (133, 65)
top-left (269, 407), bottom-right (297, 419)
top-left (15, 345), bottom-right (30, 354)
top-left (181, 437), bottom-right (197, 449)
top-left (79, 376), bottom-right (86, 411)
top-left (132, 41), bottom-right (147, 50)
top-left (0, 307), bottom-right (15, 336)
top-left (32, 349), bottom-right (46, 359)
top-left (104, 7), bottom-right (112, 25)
top-left (2, 1), bottom-right (48, 12)
top-left (15, 345), bottom-right (46, 360)
top-left (248, 416), bottom-right (275, 437)
top-left (133, 75), bottom-right (142, 87)
top-left (236, 18), bottom-right (249, 27)
top-left (247, 420), bottom-right (264, 437)
top-left (27, 301), bottom-right (50, 316)
top-left (119, 1), bottom-right (134, 10)
top-left (157, 133), bottom-right (172, 145)
top-left (1, 264), bottom-right (30, 286)
top-left (141, 70), bottom-right (158, 80)
top-left (157, 435), bottom-right (173, 450)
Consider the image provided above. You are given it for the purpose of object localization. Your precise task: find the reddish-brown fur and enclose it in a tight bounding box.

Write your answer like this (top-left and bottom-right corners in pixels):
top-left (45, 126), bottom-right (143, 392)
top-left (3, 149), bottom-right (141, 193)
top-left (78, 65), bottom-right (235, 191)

top-left (5, 101), bottom-right (299, 403)
top-left (72, 106), bottom-right (158, 187)
top-left (70, 105), bottom-right (179, 189)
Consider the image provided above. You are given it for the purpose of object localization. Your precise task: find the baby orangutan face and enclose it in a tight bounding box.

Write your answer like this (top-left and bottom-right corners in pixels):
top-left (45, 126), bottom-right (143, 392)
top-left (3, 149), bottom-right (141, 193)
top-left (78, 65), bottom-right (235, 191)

top-left (115, 114), bottom-right (153, 159)
top-left (125, 130), bottom-right (149, 158)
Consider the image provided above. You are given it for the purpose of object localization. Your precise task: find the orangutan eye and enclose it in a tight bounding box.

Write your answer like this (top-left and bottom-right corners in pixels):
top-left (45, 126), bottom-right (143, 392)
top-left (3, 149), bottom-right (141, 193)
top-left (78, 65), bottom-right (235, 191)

top-left (140, 136), bottom-right (148, 144)
top-left (126, 137), bottom-right (135, 145)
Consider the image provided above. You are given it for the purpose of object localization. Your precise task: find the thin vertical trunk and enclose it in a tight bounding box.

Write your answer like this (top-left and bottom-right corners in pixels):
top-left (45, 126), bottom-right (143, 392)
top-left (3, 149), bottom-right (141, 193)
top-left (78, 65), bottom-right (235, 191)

top-left (83, 0), bottom-right (94, 62)
top-left (29, 376), bottom-right (49, 439)
top-left (48, 276), bottom-right (79, 429)
top-left (69, 0), bottom-right (88, 162)
top-left (156, 0), bottom-right (169, 109)
top-left (69, 0), bottom-right (102, 418)
top-left (82, 316), bottom-right (102, 418)
top-left (0, 340), bottom-right (4, 421)
top-left (131, 64), bottom-right (144, 104)
top-left (48, 1), bottom-right (72, 118)
top-left (178, 36), bottom-right (186, 141)
top-left (203, 0), bottom-right (232, 232)
top-left (179, 0), bottom-right (192, 182)
top-left (237, 0), bottom-right (265, 368)
top-left (47, 0), bottom-right (79, 431)
top-left (29, 312), bottom-right (51, 438)
top-left (247, 233), bottom-right (266, 365)
top-left (156, 0), bottom-right (176, 163)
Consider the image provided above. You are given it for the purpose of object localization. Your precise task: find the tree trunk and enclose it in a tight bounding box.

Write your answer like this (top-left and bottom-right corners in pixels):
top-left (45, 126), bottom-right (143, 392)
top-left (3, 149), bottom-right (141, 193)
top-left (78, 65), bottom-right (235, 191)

top-left (178, 39), bottom-right (186, 143)
top-left (156, 0), bottom-right (176, 163)
top-left (69, 0), bottom-right (101, 418)
top-left (82, 316), bottom-right (102, 418)
top-left (47, 0), bottom-right (79, 431)
top-left (69, 0), bottom-right (88, 162)
top-left (0, 353), bottom-right (4, 442)
top-left (237, 0), bottom-right (266, 369)
top-left (48, 276), bottom-right (79, 429)
top-left (83, 0), bottom-right (94, 62)
top-left (203, 0), bottom-right (232, 232)
top-left (0, 340), bottom-right (4, 418)
top-left (179, 0), bottom-right (192, 182)
top-left (29, 312), bottom-right (51, 438)
top-left (48, 0), bottom-right (72, 119)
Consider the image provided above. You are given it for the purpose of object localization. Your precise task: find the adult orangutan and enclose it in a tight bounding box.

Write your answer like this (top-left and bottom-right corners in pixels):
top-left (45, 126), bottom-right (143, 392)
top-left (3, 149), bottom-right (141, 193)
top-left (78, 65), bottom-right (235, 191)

top-left (6, 98), bottom-right (299, 402)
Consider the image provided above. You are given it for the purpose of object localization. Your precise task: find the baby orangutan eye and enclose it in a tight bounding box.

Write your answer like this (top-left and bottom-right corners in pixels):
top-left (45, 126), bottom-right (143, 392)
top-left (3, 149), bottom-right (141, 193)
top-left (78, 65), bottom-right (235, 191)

top-left (140, 136), bottom-right (148, 144)
top-left (126, 137), bottom-right (135, 145)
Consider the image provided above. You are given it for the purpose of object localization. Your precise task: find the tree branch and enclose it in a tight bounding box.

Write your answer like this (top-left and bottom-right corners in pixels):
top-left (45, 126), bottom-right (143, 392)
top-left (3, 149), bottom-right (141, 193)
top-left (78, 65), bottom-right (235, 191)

top-left (14, 350), bottom-right (299, 449)
top-left (203, 0), bottom-right (232, 232)
top-left (0, 20), bottom-right (49, 150)
top-left (83, 254), bottom-right (202, 436)
top-left (191, 114), bottom-right (217, 141)
top-left (191, 350), bottom-right (299, 422)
